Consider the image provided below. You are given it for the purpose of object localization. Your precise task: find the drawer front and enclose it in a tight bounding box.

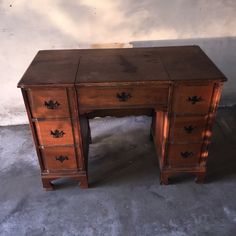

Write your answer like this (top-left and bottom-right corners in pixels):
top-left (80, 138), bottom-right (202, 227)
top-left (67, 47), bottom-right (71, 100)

top-left (28, 89), bottom-right (70, 118)
top-left (170, 116), bottom-right (207, 143)
top-left (78, 85), bottom-right (169, 109)
top-left (35, 119), bottom-right (74, 146)
top-left (167, 143), bottom-right (202, 168)
top-left (173, 85), bottom-right (213, 114)
top-left (41, 146), bottom-right (78, 171)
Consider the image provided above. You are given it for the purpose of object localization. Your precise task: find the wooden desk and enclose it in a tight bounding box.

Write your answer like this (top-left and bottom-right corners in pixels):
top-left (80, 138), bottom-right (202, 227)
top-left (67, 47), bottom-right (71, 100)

top-left (17, 46), bottom-right (227, 190)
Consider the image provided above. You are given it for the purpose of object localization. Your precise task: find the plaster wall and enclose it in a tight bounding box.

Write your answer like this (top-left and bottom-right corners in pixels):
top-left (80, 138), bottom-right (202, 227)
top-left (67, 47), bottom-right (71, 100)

top-left (0, 0), bottom-right (236, 125)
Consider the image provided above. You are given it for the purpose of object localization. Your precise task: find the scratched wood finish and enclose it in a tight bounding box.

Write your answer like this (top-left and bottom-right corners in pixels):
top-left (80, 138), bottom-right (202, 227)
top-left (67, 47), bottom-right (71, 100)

top-left (18, 46), bottom-right (226, 87)
top-left (76, 49), bottom-right (169, 83)
top-left (18, 50), bottom-right (79, 87)
top-left (75, 46), bottom-right (226, 83)
top-left (17, 46), bottom-right (227, 189)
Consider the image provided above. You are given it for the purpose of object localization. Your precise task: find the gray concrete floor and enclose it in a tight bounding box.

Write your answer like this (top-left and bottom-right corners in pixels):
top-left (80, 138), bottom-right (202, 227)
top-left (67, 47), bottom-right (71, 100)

top-left (0, 106), bottom-right (236, 236)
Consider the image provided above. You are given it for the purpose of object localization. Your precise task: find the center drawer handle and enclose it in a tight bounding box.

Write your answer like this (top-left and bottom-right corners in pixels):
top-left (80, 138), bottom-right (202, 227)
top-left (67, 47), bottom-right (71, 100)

top-left (55, 155), bottom-right (69, 163)
top-left (116, 92), bottom-right (132, 102)
top-left (50, 129), bottom-right (65, 138)
top-left (184, 125), bottom-right (196, 134)
top-left (187, 96), bottom-right (202, 104)
top-left (44, 100), bottom-right (60, 109)
top-left (180, 151), bottom-right (193, 158)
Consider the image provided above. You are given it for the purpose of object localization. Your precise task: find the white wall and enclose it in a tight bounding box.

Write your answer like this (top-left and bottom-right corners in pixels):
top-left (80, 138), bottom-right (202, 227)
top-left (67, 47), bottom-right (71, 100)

top-left (0, 0), bottom-right (236, 125)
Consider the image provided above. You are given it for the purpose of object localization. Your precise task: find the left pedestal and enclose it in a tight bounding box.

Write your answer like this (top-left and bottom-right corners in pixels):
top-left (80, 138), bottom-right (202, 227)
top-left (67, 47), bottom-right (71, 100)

top-left (21, 87), bottom-right (89, 190)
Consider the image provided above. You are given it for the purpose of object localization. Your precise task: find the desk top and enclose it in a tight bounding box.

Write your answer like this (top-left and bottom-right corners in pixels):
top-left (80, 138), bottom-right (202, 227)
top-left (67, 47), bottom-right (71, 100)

top-left (18, 46), bottom-right (227, 87)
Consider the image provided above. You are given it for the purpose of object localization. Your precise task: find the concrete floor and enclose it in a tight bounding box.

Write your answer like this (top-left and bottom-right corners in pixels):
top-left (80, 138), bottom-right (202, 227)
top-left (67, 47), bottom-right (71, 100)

top-left (0, 106), bottom-right (236, 236)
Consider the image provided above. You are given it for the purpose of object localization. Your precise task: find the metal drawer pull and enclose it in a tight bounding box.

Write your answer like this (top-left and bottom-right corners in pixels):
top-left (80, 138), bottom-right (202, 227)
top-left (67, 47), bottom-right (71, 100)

top-left (181, 151), bottom-right (193, 158)
top-left (187, 96), bottom-right (202, 104)
top-left (50, 129), bottom-right (65, 138)
top-left (116, 92), bottom-right (132, 102)
top-left (55, 155), bottom-right (69, 163)
top-left (44, 100), bottom-right (60, 109)
top-left (184, 125), bottom-right (196, 134)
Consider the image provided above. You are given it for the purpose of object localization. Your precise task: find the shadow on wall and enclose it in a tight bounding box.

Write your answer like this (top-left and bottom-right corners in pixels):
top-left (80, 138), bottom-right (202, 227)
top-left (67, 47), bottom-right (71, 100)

top-left (130, 37), bottom-right (236, 106)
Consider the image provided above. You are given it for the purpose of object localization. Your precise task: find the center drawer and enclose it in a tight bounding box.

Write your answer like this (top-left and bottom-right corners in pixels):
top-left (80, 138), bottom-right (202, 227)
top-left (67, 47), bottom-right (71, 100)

top-left (77, 84), bottom-right (169, 109)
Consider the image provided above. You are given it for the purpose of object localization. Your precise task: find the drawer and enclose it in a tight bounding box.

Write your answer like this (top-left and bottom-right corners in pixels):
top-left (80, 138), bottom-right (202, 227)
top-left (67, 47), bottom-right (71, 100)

top-left (170, 116), bottom-right (208, 143)
top-left (41, 146), bottom-right (78, 171)
top-left (78, 85), bottom-right (169, 109)
top-left (35, 119), bottom-right (74, 146)
top-left (172, 85), bottom-right (213, 114)
top-left (28, 89), bottom-right (70, 118)
top-left (167, 143), bottom-right (202, 168)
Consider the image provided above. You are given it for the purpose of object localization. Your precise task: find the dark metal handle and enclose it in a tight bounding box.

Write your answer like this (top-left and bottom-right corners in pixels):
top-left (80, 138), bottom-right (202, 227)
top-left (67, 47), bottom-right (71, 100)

top-left (44, 100), bottom-right (60, 109)
top-left (50, 129), bottom-right (65, 138)
top-left (184, 125), bottom-right (196, 134)
top-left (55, 155), bottom-right (69, 163)
top-left (187, 96), bottom-right (202, 104)
top-left (181, 151), bottom-right (193, 158)
top-left (116, 92), bottom-right (132, 102)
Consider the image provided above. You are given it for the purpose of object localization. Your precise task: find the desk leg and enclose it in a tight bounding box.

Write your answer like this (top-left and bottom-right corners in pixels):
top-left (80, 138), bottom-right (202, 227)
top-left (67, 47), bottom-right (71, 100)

top-left (41, 175), bottom-right (89, 190)
top-left (195, 172), bottom-right (206, 183)
top-left (160, 172), bottom-right (169, 185)
top-left (150, 116), bottom-right (154, 141)
top-left (154, 111), bottom-right (170, 185)
top-left (79, 175), bottom-right (89, 188)
top-left (87, 118), bottom-right (92, 144)
top-left (42, 178), bottom-right (55, 191)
